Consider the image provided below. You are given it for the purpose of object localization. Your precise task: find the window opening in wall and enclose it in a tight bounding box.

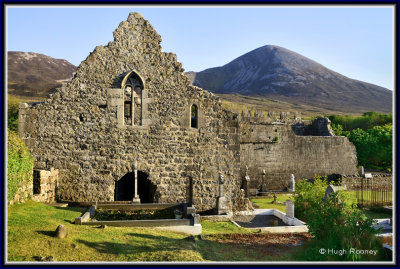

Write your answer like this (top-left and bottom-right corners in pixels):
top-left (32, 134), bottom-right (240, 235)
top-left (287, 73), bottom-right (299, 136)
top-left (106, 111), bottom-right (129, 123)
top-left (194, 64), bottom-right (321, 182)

top-left (123, 71), bottom-right (144, 126)
top-left (191, 104), bottom-right (198, 128)
top-left (33, 170), bottom-right (41, 195)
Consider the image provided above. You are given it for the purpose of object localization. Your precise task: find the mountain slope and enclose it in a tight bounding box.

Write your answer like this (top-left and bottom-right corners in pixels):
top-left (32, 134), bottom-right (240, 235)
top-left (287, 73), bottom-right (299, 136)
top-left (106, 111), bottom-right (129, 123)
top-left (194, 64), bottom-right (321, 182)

top-left (7, 51), bottom-right (77, 98)
top-left (188, 45), bottom-right (392, 114)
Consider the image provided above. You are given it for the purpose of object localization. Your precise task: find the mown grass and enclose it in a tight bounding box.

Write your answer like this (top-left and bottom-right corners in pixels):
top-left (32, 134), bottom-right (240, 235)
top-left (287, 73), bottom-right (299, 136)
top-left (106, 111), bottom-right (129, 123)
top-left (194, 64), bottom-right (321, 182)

top-left (7, 200), bottom-right (304, 262)
top-left (251, 194), bottom-right (294, 212)
top-left (7, 201), bottom-right (202, 262)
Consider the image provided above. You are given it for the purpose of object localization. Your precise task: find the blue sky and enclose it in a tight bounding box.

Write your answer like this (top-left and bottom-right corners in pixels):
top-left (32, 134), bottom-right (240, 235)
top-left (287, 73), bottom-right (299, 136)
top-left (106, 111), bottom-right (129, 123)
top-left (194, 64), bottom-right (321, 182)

top-left (6, 5), bottom-right (394, 91)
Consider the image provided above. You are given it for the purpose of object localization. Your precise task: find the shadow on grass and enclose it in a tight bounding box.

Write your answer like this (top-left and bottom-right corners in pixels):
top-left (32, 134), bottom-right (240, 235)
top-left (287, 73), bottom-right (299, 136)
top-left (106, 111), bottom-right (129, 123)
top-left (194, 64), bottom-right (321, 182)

top-left (76, 232), bottom-right (192, 255)
top-left (36, 230), bottom-right (55, 237)
top-left (75, 232), bottom-right (305, 261)
top-left (53, 206), bottom-right (88, 214)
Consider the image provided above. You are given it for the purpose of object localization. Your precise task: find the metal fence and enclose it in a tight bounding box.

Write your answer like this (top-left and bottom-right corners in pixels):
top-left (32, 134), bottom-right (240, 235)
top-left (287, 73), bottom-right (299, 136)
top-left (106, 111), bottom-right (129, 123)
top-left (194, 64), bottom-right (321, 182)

top-left (349, 178), bottom-right (392, 208)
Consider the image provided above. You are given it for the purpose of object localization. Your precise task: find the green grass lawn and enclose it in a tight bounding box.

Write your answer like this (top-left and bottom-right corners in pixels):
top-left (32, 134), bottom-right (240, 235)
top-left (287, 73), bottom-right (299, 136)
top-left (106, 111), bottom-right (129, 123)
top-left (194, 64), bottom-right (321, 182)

top-left (251, 194), bottom-right (293, 212)
top-left (7, 200), bottom-right (305, 262)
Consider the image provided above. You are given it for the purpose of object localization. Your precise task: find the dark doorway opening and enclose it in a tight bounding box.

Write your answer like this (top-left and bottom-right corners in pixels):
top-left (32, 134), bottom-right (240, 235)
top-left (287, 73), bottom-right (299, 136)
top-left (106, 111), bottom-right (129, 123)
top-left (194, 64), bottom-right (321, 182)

top-left (137, 171), bottom-right (156, 203)
top-left (115, 172), bottom-right (135, 201)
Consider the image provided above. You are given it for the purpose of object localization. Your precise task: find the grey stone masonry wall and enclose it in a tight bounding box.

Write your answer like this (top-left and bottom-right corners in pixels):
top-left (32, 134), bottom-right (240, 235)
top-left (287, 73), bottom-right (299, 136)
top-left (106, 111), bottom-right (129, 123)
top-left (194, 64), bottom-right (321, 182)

top-left (32, 168), bottom-right (59, 203)
top-left (342, 174), bottom-right (392, 189)
top-left (239, 112), bottom-right (358, 191)
top-left (18, 13), bottom-right (248, 213)
top-left (18, 12), bottom-right (360, 212)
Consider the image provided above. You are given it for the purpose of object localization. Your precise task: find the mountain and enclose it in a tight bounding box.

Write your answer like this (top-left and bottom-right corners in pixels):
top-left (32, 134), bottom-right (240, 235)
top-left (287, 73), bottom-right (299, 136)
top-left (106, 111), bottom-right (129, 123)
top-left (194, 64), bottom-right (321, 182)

top-left (188, 45), bottom-right (392, 114)
top-left (7, 51), bottom-right (77, 99)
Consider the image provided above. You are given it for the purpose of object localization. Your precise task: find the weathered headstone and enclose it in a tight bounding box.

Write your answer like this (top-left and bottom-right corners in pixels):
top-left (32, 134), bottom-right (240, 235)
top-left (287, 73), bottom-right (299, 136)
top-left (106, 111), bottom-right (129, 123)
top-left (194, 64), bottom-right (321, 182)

top-left (217, 174), bottom-right (228, 215)
top-left (359, 166), bottom-right (365, 177)
top-left (55, 224), bottom-right (67, 239)
top-left (324, 185), bottom-right (347, 200)
top-left (286, 200), bottom-right (294, 218)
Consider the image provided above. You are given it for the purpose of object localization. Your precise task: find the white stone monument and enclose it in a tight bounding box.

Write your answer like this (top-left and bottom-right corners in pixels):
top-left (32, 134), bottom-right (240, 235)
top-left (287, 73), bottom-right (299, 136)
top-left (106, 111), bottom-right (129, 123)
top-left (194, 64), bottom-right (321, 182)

top-left (289, 174), bottom-right (295, 192)
top-left (132, 160), bottom-right (140, 203)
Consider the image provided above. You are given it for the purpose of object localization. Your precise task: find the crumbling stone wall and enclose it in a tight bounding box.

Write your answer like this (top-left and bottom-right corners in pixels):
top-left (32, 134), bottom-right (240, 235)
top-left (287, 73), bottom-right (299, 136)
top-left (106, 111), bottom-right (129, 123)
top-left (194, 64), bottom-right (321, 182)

top-left (342, 174), bottom-right (393, 189)
top-left (239, 112), bottom-right (358, 191)
top-left (9, 179), bottom-right (33, 205)
top-left (31, 168), bottom-right (59, 203)
top-left (18, 12), bottom-right (360, 212)
top-left (18, 13), bottom-right (246, 213)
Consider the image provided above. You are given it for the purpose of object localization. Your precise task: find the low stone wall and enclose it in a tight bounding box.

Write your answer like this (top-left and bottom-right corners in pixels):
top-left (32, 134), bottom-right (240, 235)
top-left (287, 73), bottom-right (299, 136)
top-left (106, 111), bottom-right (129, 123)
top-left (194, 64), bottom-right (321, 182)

top-left (342, 175), bottom-right (393, 189)
top-left (9, 178), bottom-right (33, 205)
top-left (32, 168), bottom-right (59, 203)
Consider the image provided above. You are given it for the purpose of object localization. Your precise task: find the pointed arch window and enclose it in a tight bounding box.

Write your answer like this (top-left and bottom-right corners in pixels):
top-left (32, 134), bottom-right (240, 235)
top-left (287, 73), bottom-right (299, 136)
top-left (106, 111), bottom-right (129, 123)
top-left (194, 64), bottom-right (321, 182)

top-left (121, 71), bottom-right (144, 126)
top-left (191, 104), bottom-right (198, 129)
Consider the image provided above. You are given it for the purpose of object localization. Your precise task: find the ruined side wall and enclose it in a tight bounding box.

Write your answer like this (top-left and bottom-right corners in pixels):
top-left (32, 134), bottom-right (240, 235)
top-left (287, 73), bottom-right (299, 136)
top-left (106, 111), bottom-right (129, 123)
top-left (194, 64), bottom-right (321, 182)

top-left (18, 13), bottom-right (245, 213)
top-left (240, 113), bottom-right (358, 190)
top-left (342, 174), bottom-right (393, 189)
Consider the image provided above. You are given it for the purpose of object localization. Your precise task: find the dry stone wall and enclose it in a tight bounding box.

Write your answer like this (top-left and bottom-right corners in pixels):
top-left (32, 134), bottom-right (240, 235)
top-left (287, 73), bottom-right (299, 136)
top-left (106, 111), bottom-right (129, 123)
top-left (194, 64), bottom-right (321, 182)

top-left (18, 13), bottom-right (247, 213)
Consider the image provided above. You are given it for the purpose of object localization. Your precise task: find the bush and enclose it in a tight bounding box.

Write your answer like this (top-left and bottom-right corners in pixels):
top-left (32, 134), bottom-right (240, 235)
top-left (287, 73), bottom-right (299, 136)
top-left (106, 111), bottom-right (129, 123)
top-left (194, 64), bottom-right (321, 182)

top-left (329, 112), bottom-right (392, 131)
top-left (294, 175), bottom-right (330, 222)
top-left (329, 112), bottom-right (392, 171)
top-left (7, 129), bottom-right (34, 201)
top-left (347, 124), bottom-right (392, 170)
top-left (8, 96), bottom-right (21, 132)
top-left (305, 192), bottom-right (382, 261)
top-left (294, 176), bottom-right (385, 261)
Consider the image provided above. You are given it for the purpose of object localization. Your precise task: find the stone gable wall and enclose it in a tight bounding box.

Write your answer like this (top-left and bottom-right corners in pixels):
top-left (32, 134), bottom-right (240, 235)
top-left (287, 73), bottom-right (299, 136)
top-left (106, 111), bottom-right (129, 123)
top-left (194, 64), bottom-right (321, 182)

top-left (18, 13), bottom-right (247, 213)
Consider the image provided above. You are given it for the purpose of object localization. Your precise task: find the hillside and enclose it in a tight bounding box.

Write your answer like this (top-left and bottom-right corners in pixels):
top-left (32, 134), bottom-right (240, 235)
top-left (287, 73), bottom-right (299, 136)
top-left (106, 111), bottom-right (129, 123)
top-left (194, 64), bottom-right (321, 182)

top-left (188, 45), bottom-right (392, 114)
top-left (7, 51), bottom-right (77, 100)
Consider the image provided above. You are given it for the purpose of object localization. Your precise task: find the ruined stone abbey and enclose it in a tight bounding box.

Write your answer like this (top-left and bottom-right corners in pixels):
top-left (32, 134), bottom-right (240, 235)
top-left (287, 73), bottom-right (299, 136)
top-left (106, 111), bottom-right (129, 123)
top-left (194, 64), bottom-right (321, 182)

top-left (18, 13), bottom-right (358, 213)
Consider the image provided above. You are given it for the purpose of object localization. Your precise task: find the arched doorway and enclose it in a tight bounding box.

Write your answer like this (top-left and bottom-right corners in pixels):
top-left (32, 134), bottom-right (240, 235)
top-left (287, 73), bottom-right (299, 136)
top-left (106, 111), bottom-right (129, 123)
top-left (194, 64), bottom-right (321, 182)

top-left (138, 171), bottom-right (157, 203)
top-left (114, 171), bottom-right (157, 203)
top-left (115, 172), bottom-right (135, 201)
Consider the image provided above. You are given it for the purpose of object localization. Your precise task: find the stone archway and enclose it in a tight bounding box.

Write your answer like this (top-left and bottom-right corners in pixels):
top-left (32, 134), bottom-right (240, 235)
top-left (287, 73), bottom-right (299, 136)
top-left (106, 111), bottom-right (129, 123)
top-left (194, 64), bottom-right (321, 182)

top-left (114, 172), bottom-right (135, 201)
top-left (137, 171), bottom-right (157, 203)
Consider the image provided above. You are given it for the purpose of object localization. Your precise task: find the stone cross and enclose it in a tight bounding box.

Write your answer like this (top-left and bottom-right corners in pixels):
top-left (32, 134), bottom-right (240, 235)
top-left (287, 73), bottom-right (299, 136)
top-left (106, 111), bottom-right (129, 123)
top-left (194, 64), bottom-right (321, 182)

top-left (133, 160), bottom-right (140, 203)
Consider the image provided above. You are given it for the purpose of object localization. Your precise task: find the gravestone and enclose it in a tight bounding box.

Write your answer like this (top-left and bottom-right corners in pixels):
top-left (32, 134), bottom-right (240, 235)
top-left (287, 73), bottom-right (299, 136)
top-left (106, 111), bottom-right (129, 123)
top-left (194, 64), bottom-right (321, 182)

top-left (55, 224), bottom-right (67, 239)
top-left (324, 185), bottom-right (347, 200)
top-left (286, 200), bottom-right (294, 218)
top-left (217, 174), bottom-right (228, 215)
